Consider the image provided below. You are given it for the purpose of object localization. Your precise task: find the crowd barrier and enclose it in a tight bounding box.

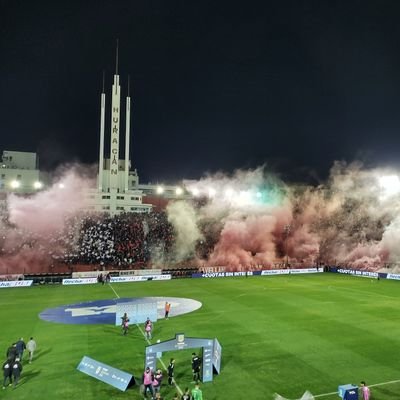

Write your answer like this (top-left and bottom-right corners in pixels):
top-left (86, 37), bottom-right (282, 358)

top-left (3, 267), bottom-right (400, 288)
top-left (192, 267), bottom-right (322, 278)
top-left (62, 274), bottom-right (171, 285)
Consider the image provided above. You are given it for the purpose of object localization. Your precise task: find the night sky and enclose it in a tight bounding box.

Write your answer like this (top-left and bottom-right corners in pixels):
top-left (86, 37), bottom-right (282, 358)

top-left (2, 1), bottom-right (400, 184)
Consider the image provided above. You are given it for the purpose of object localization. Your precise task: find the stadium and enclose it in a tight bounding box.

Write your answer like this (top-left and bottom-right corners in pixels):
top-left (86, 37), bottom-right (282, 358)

top-left (2, 38), bottom-right (400, 400)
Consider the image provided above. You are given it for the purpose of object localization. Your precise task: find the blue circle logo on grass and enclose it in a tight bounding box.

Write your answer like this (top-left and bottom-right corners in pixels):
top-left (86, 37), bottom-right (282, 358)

top-left (39, 297), bottom-right (202, 325)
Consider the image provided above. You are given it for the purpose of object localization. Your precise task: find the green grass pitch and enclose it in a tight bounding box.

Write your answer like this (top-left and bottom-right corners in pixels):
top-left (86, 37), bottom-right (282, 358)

top-left (1, 273), bottom-right (400, 399)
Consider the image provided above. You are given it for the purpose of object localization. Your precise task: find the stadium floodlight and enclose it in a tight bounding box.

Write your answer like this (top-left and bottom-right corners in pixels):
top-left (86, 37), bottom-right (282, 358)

top-left (191, 187), bottom-right (200, 196)
top-left (225, 188), bottom-right (234, 199)
top-left (58, 183), bottom-right (65, 189)
top-left (156, 186), bottom-right (164, 194)
top-left (33, 181), bottom-right (43, 189)
top-left (378, 175), bottom-right (400, 197)
top-left (208, 187), bottom-right (216, 198)
top-left (175, 187), bottom-right (183, 195)
top-left (238, 190), bottom-right (251, 205)
top-left (10, 180), bottom-right (20, 189)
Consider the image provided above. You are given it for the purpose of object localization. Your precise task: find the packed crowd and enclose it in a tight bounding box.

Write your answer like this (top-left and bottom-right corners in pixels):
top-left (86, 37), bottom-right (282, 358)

top-left (57, 211), bottom-right (176, 267)
top-left (0, 210), bottom-right (182, 269)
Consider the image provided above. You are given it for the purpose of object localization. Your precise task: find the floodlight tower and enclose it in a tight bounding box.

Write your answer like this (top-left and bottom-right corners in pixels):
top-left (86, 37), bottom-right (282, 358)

top-left (109, 40), bottom-right (121, 190)
top-left (124, 76), bottom-right (131, 193)
top-left (98, 72), bottom-right (106, 191)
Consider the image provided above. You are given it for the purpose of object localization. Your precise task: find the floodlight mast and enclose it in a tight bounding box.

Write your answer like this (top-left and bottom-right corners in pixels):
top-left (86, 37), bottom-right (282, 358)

top-left (124, 75), bottom-right (131, 193)
top-left (98, 70), bottom-right (106, 191)
top-left (109, 40), bottom-right (121, 190)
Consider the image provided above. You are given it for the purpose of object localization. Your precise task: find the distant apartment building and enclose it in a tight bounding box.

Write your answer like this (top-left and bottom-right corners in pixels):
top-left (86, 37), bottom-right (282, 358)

top-left (0, 150), bottom-right (44, 194)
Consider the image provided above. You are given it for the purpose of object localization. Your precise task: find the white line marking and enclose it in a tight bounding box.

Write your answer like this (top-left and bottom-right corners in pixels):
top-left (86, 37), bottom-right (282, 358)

top-left (313, 390), bottom-right (338, 398)
top-left (108, 283), bottom-right (120, 299)
top-left (313, 378), bottom-right (400, 398)
top-left (109, 284), bottom-right (183, 396)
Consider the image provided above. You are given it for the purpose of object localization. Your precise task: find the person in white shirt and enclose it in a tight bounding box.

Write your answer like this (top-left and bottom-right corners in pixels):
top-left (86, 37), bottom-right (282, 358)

top-left (26, 338), bottom-right (37, 364)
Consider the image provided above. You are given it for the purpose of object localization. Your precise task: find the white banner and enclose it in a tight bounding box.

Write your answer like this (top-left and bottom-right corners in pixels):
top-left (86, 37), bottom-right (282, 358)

top-left (0, 280), bottom-right (33, 288)
top-left (261, 268), bottom-right (320, 276)
top-left (110, 275), bottom-right (171, 283)
top-left (63, 275), bottom-right (171, 285)
top-left (261, 269), bottom-right (288, 276)
top-left (63, 278), bottom-right (98, 285)
top-left (386, 273), bottom-right (400, 280)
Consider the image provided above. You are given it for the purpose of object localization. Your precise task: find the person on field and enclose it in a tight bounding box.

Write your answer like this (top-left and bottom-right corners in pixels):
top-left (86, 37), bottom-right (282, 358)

top-left (26, 337), bottom-right (37, 363)
top-left (6, 344), bottom-right (16, 363)
top-left (191, 353), bottom-right (201, 382)
top-left (15, 338), bottom-right (26, 361)
top-left (152, 368), bottom-right (163, 393)
top-left (121, 313), bottom-right (129, 336)
top-left (164, 302), bottom-right (171, 319)
top-left (2, 359), bottom-right (13, 388)
top-left (144, 318), bottom-right (153, 340)
top-left (142, 366), bottom-right (154, 398)
top-left (181, 387), bottom-right (192, 400)
top-left (191, 383), bottom-right (203, 400)
top-left (11, 358), bottom-right (22, 388)
top-left (167, 358), bottom-right (175, 385)
top-left (360, 381), bottom-right (370, 400)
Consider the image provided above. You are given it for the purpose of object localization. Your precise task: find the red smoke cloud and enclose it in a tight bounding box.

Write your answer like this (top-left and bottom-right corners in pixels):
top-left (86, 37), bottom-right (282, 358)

top-left (0, 167), bottom-right (93, 274)
top-left (1, 162), bottom-right (399, 274)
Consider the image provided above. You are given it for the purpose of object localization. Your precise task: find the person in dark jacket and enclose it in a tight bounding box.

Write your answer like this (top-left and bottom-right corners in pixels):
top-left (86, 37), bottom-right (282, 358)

top-left (191, 353), bottom-right (201, 382)
top-left (15, 339), bottom-right (26, 361)
top-left (6, 344), bottom-right (16, 363)
top-left (2, 359), bottom-right (13, 389)
top-left (11, 358), bottom-right (22, 388)
top-left (167, 358), bottom-right (175, 385)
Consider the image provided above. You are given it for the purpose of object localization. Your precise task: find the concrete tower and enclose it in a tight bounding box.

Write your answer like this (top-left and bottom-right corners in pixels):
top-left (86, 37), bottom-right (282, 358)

top-left (98, 72), bottom-right (106, 191)
top-left (88, 42), bottom-right (151, 215)
top-left (109, 41), bottom-right (121, 190)
top-left (124, 76), bottom-right (131, 193)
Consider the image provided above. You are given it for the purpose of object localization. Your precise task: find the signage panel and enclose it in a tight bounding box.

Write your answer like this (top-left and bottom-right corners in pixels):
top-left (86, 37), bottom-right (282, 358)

top-left (77, 355), bottom-right (133, 391)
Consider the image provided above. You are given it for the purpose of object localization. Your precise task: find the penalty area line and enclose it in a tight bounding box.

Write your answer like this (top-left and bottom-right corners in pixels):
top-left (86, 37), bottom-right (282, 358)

top-left (313, 378), bottom-right (400, 398)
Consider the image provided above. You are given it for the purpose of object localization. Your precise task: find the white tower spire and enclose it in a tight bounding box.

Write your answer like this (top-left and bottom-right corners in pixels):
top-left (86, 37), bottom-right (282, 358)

top-left (124, 75), bottom-right (131, 193)
top-left (109, 40), bottom-right (121, 190)
top-left (98, 71), bottom-right (106, 191)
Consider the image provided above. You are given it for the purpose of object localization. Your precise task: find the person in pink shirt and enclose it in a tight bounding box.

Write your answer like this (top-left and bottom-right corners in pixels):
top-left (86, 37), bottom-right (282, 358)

top-left (360, 381), bottom-right (370, 400)
top-left (145, 318), bottom-right (153, 340)
top-left (143, 367), bottom-right (154, 398)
